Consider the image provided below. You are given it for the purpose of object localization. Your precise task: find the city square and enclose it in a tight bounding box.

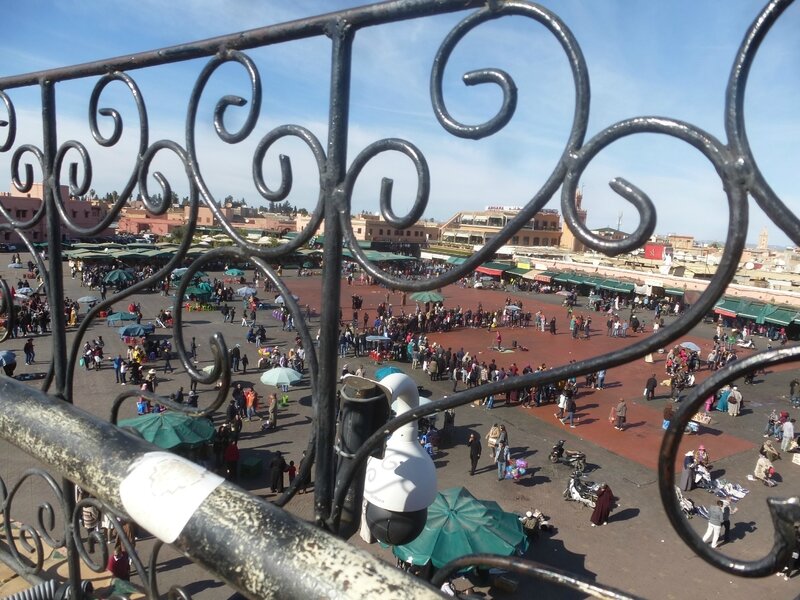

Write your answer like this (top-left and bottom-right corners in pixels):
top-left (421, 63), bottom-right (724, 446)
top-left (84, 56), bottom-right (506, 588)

top-left (1, 252), bottom-right (797, 598)
top-left (1, 0), bottom-right (799, 598)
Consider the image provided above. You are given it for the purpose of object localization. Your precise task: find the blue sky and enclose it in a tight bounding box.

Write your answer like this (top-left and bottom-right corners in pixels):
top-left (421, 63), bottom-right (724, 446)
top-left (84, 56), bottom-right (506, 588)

top-left (0, 0), bottom-right (798, 247)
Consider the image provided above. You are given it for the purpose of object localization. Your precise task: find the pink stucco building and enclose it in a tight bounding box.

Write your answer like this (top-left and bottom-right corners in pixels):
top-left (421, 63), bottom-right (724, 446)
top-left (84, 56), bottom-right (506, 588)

top-left (0, 183), bottom-right (112, 244)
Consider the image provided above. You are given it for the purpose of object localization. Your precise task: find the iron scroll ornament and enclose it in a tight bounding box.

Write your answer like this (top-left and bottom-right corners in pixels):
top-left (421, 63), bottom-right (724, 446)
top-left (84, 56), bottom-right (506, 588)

top-left (331, 0), bottom-right (800, 582)
top-left (659, 346), bottom-right (800, 577)
top-left (0, 0), bottom-right (796, 595)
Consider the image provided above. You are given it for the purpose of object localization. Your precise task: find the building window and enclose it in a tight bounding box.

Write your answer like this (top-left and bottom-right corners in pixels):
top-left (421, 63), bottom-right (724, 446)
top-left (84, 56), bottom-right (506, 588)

top-left (357, 228), bottom-right (361, 234)
top-left (368, 229), bottom-right (372, 236)
top-left (84, 211), bottom-right (89, 218)
top-left (533, 237), bottom-right (540, 245)
top-left (512, 236), bottom-right (518, 244)
top-left (406, 231), bottom-right (410, 236)
top-left (379, 228), bottom-right (383, 235)
top-left (523, 236), bottom-right (529, 245)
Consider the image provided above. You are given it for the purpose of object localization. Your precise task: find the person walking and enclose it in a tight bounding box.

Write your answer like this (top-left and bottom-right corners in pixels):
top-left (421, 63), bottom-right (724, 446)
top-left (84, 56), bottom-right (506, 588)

top-left (596, 368), bottom-right (607, 390)
top-left (727, 385), bottom-right (743, 417)
top-left (241, 353), bottom-right (249, 375)
top-left (645, 373), bottom-right (657, 401)
top-left (494, 440), bottom-right (510, 481)
top-left (113, 354), bottom-right (123, 384)
top-left (268, 393), bottom-right (278, 430)
top-left (223, 440), bottom-right (240, 482)
top-left (467, 433), bottom-right (481, 476)
top-left (781, 418), bottom-right (796, 452)
top-left (269, 450), bottom-right (288, 494)
top-left (702, 500), bottom-right (725, 549)
top-left (590, 483), bottom-right (614, 526)
top-left (23, 338), bottom-right (35, 365)
top-left (562, 395), bottom-right (577, 428)
top-left (614, 398), bottom-right (627, 431)
top-left (163, 349), bottom-right (174, 374)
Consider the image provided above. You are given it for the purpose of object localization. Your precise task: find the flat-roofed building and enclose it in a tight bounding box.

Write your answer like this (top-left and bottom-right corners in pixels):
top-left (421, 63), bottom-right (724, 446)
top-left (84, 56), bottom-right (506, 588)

top-left (0, 183), bottom-right (112, 244)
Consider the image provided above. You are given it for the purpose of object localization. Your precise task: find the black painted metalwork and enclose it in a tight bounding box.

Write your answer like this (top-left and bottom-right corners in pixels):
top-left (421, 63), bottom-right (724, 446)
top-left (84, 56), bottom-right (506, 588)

top-left (0, 0), bottom-right (797, 597)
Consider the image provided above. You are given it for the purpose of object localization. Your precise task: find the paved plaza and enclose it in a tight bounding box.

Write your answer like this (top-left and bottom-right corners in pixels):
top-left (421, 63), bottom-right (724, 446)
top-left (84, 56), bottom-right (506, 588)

top-left (1, 257), bottom-right (798, 599)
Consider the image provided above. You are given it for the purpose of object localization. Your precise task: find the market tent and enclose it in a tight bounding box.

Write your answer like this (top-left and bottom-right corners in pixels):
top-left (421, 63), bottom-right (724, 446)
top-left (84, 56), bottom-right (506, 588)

top-left (506, 267), bottom-right (531, 278)
top-left (566, 273), bottom-right (586, 285)
top-left (714, 297), bottom-right (747, 318)
top-left (446, 256), bottom-right (468, 265)
top-left (598, 278), bottom-right (635, 293)
top-left (737, 302), bottom-right (770, 324)
top-left (475, 262), bottom-right (511, 277)
top-left (581, 276), bottom-right (605, 288)
top-left (533, 270), bottom-right (558, 283)
top-left (664, 287), bottom-right (685, 297)
top-left (763, 307), bottom-right (799, 326)
top-left (118, 323), bottom-right (155, 338)
top-left (521, 269), bottom-right (543, 281)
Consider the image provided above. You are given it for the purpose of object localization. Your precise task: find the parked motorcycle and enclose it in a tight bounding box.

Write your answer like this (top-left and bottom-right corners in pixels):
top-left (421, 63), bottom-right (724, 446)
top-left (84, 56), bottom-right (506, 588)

top-left (736, 337), bottom-right (756, 350)
top-left (563, 470), bottom-right (600, 508)
top-left (549, 440), bottom-right (587, 473)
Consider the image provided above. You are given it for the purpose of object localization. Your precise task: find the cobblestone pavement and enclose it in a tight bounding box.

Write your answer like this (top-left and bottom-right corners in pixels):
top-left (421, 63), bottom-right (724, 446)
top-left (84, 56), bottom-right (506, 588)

top-left (1, 261), bottom-right (798, 599)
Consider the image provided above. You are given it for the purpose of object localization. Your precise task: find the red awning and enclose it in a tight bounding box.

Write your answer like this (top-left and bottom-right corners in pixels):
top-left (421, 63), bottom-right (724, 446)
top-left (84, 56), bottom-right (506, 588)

top-left (714, 308), bottom-right (737, 318)
top-left (476, 266), bottom-right (504, 277)
top-left (534, 274), bottom-right (552, 283)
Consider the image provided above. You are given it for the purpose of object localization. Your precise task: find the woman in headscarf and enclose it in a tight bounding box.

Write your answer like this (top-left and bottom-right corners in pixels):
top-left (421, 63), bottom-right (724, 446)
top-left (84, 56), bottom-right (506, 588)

top-left (590, 483), bottom-right (615, 526)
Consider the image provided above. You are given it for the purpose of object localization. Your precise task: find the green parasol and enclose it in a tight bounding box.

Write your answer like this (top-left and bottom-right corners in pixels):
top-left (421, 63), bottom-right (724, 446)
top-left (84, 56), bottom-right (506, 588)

top-left (392, 487), bottom-right (527, 568)
top-left (118, 412), bottom-right (215, 450)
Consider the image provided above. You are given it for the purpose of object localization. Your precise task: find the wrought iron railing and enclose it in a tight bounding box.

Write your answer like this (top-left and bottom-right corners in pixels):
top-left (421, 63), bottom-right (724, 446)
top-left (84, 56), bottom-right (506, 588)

top-left (0, 0), bottom-right (798, 598)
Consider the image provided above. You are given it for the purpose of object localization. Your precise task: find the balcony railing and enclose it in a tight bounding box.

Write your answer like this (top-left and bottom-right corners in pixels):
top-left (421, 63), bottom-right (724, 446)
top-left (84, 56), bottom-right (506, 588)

top-left (0, 0), bottom-right (799, 598)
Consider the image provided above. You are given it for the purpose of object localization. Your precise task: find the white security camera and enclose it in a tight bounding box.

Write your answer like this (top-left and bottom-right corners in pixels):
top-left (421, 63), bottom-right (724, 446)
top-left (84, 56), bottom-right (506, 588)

top-left (363, 373), bottom-right (437, 545)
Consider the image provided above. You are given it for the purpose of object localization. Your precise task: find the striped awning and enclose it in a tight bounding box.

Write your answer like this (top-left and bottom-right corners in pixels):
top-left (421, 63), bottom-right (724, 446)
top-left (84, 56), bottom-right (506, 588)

top-left (475, 262), bottom-right (511, 277)
top-left (522, 269), bottom-right (543, 281)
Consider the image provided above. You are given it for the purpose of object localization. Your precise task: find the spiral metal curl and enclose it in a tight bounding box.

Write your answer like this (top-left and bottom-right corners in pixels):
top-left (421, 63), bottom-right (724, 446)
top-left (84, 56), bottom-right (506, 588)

top-left (0, 0), bottom-right (797, 594)
top-left (0, 470), bottom-right (66, 577)
top-left (725, 0), bottom-right (800, 246)
top-left (345, 0), bottom-right (590, 293)
top-left (0, 90), bottom-right (17, 152)
top-left (50, 71), bottom-right (151, 238)
top-left (430, 553), bottom-right (641, 600)
top-left (659, 346), bottom-right (800, 577)
top-left (249, 124), bottom-right (328, 256)
top-left (4, 145), bottom-right (47, 231)
top-left (0, 277), bottom-right (16, 344)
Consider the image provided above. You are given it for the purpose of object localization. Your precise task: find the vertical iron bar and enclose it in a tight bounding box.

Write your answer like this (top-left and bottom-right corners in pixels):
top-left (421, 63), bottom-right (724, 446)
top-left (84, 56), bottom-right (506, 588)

top-left (40, 79), bottom-right (80, 594)
top-left (314, 21), bottom-right (354, 527)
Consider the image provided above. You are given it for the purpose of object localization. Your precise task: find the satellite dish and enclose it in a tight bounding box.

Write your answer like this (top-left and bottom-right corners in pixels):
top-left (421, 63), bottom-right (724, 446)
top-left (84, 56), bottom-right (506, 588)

top-left (744, 262), bottom-right (754, 270)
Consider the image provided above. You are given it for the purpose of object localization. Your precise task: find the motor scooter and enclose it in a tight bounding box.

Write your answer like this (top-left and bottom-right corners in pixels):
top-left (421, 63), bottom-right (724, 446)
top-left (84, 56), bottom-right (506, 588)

top-left (736, 337), bottom-right (756, 349)
top-left (549, 440), bottom-right (587, 473)
top-left (563, 470), bottom-right (600, 508)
